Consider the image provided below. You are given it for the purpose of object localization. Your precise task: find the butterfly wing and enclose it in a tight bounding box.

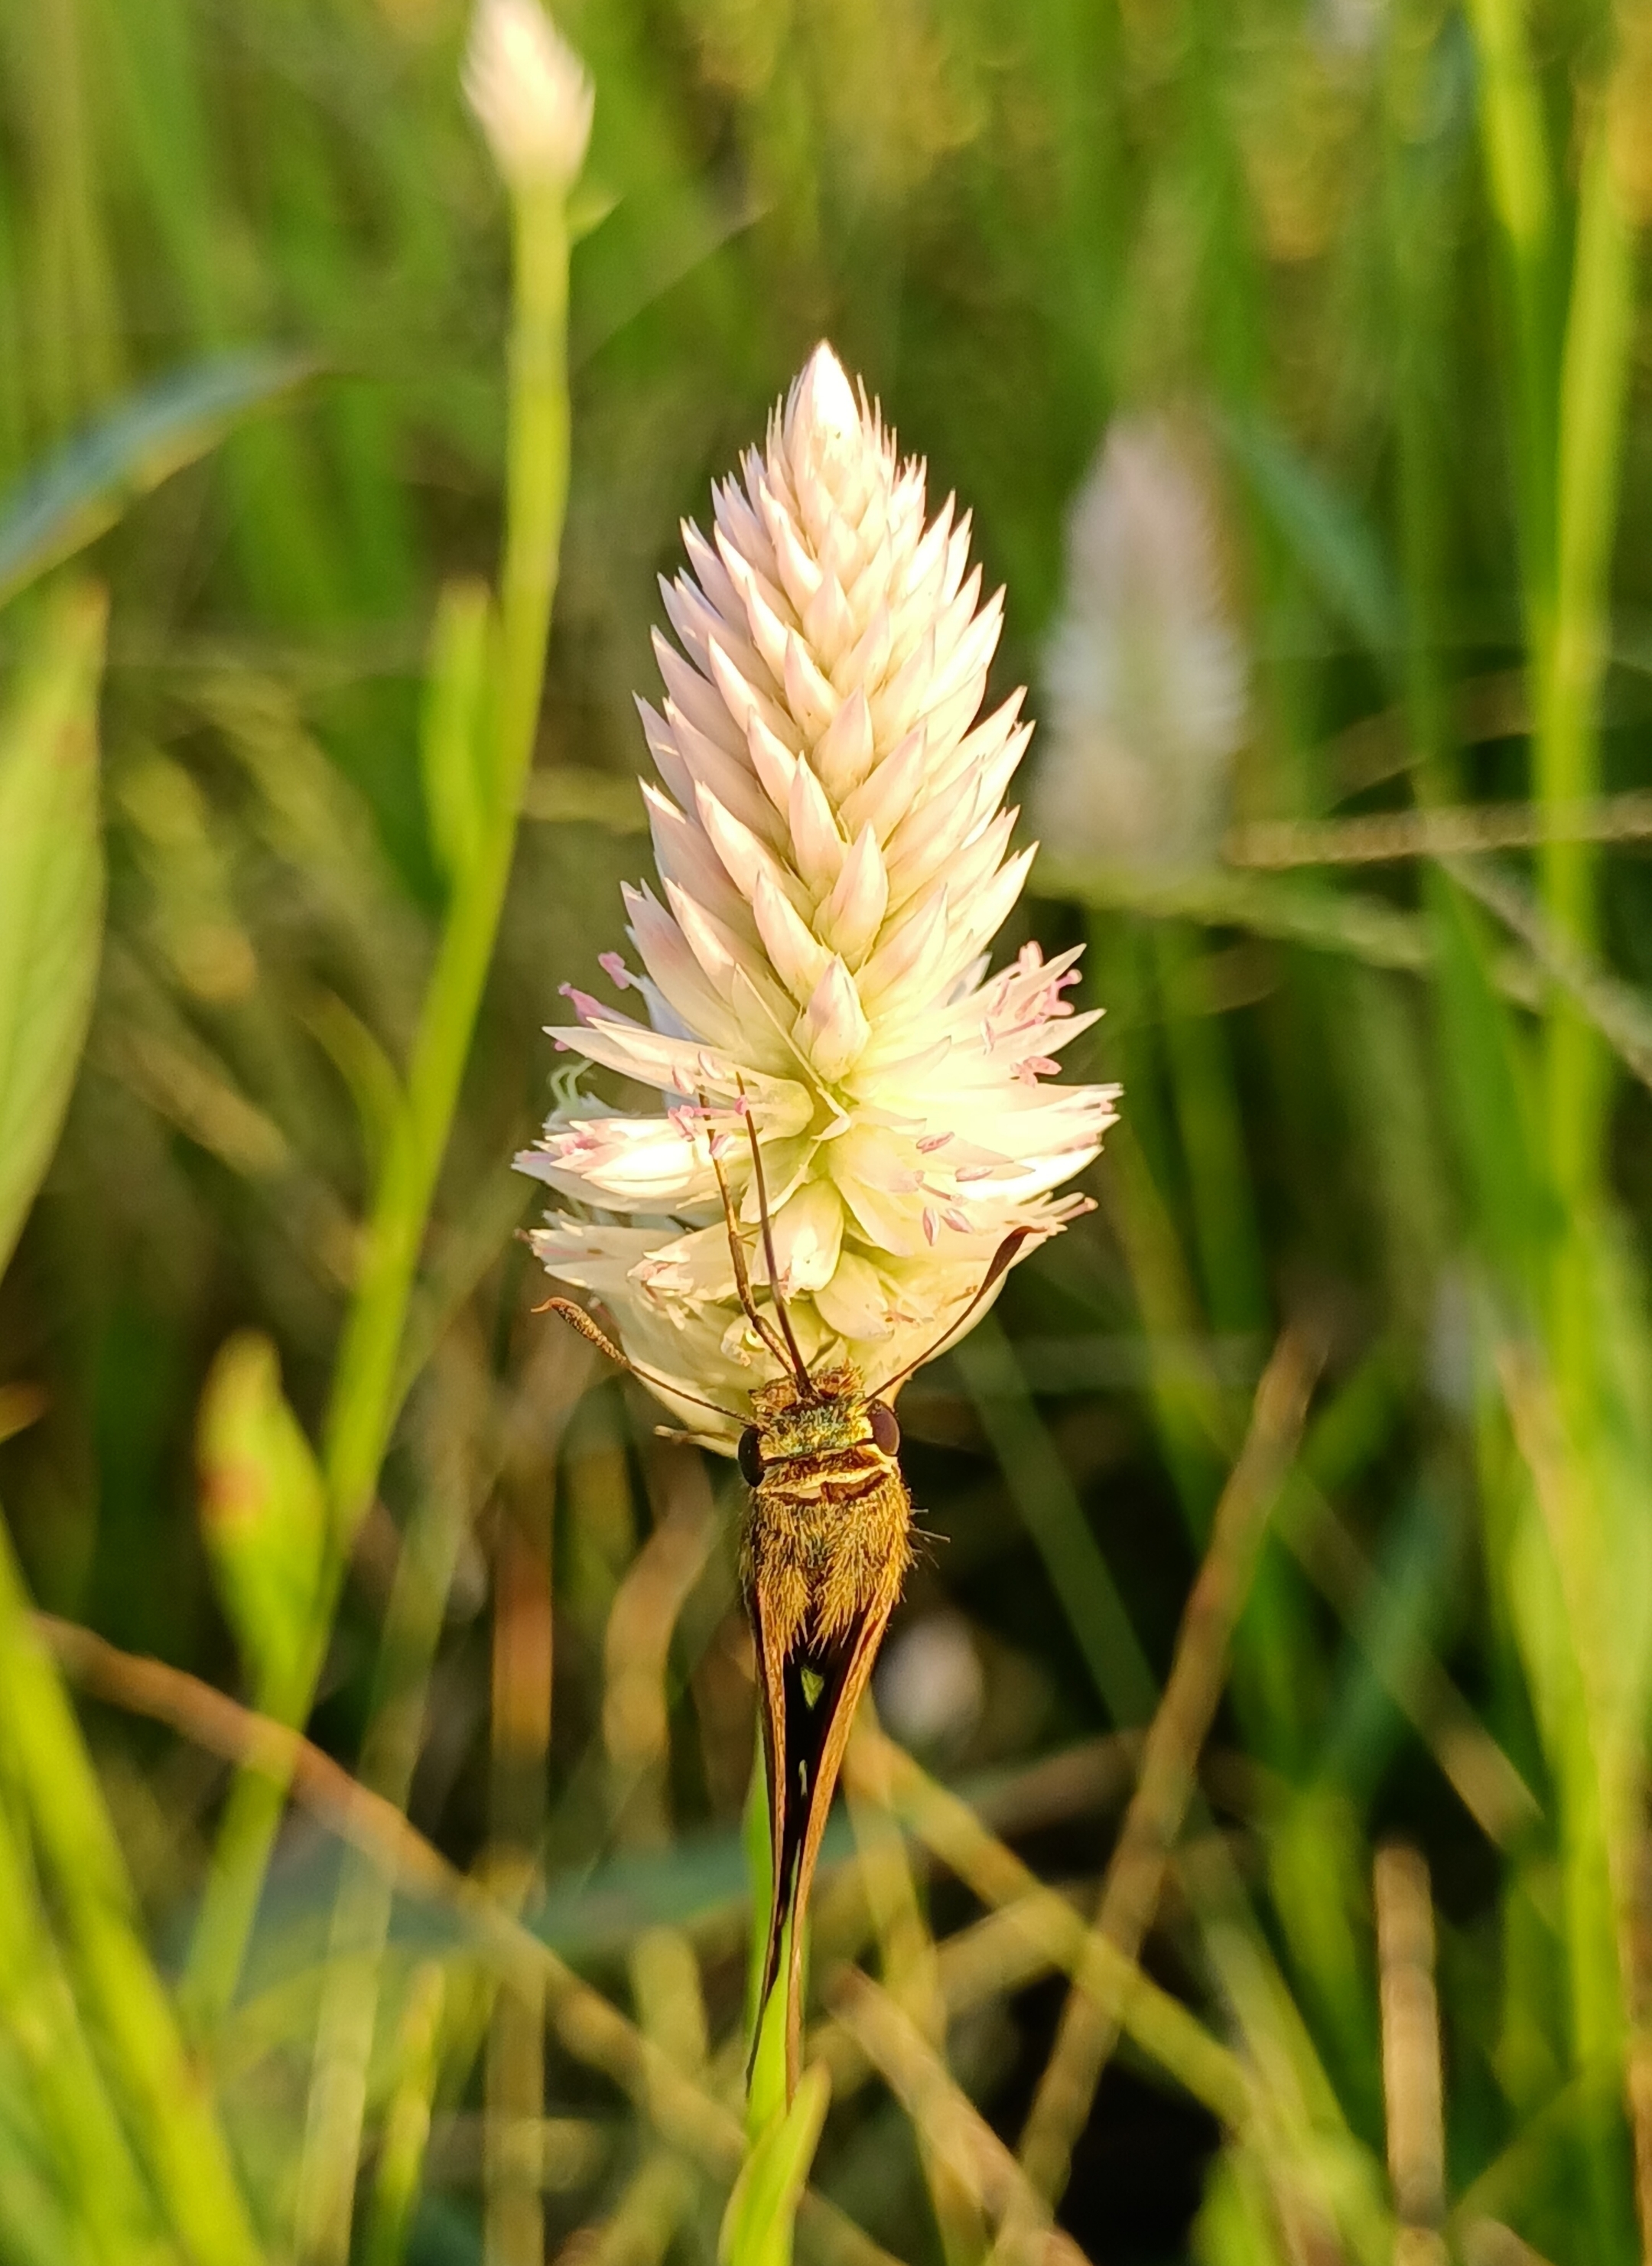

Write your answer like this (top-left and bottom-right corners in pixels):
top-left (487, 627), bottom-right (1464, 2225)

top-left (778, 1584), bottom-right (902, 2097)
top-left (745, 1447), bottom-right (914, 2098)
top-left (748, 1572), bottom-right (795, 2062)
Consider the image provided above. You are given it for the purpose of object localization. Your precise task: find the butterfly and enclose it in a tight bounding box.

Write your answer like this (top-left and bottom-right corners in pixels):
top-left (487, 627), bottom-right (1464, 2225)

top-left (546, 1106), bottom-right (1028, 2099)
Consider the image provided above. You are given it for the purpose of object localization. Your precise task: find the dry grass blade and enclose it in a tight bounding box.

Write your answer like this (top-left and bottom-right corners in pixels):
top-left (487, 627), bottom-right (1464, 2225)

top-left (1225, 791), bottom-right (1652, 869)
top-left (31, 1612), bottom-right (898, 2266)
top-left (828, 1969), bottom-right (1092, 2266)
top-left (551, 2149), bottom-right (698, 2266)
top-left (1459, 2222), bottom-right (1558, 2266)
top-left (847, 1703), bottom-right (988, 2266)
top-left (426, 2114), bottom-right (608, 2193)
top-left (843, 1727), bottom-right (1254, 2128)
top-left (1277, 1479), bottom-right (1540, 1849)
top-left (1445, 855), bottom-right (1652, 1095)
top-left (605, 1447), bottom-right (720, 1849)
top-left (1011, 1330), bottom-right (1320, 2214)
top-left (1101, 1128), bottom-right (1538, 1851)
top-left (603, 1442), bottom-right (713, 2247)
top-left (486, 1490), bottom-right (556, 2266)
top-left (1374, 1845), bottom-right (1447, 2264)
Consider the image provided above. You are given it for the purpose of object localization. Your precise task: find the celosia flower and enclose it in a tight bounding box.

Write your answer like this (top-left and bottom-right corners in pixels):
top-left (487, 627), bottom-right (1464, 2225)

top-left (516, 344), bottom-right (1117, 1447)
top-left (1032, 416), bottom-right (1247, 873)
top-left (463, 0), bottom-right (593, 190)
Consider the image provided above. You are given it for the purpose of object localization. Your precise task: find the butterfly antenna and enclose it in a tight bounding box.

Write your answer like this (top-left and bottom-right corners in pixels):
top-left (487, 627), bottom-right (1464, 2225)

top-left (869, 1226), bottom-right (1036, 1400)
top-left (701, 1109), bottom-right (800, 1380)
top-left (738, 1083), bottom-right (813, 1395)
top-left (540, 1297), bottom-right (746, 1424)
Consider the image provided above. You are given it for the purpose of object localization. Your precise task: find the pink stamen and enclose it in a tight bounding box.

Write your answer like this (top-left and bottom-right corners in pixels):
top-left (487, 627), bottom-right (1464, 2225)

top-left (1014, 1054), bottom-right (1061, 1086)
top-left (558, 984), bottom-right (603, 1026)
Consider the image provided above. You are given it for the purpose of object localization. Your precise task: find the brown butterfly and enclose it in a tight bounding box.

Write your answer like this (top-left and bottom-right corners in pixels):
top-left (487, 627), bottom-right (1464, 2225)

top-left (546, 1109), bottom-right (1029, 2099)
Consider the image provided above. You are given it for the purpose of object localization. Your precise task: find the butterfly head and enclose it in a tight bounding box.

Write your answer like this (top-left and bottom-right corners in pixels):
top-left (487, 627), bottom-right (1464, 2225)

top-left (737, 1363), bottom-right (901, 1489)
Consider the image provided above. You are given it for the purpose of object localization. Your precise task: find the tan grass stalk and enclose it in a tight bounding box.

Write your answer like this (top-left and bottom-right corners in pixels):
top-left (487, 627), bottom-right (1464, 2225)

top-left (847, 1704), bottom-right (989, 2266)
top-left (551, 2150), bottom-right (698, 2266)
top-left (604, 1448), bottom-right (720, 1851)
top-left (32, 1612), bottom-right (896, 2266)
top-left (1460, 2223), bottom-right (1558, 2266)
top-left (845, 1727), bottom-right (1254, 2127)
top-left (828, 1969), bottom-right (1091, 2266)
top-left (485, 1489), bottom-right (556, 2266)
top-left (1374, 1844), bottom-right (1449, 2266)
top-left (1276, 1475), bottom-right (1540, 1850)
top-left (424, 2112), bottom-right (607, 2194)
top-left (603, 1444), bottom-right (714, 2266)
top-left (1226, 790), bottom-right (1652, 870)
top-left (1100, 1123), bottom-right (1540, 1849)
top-left (1010, 1330), bottom-right (1319, 2212)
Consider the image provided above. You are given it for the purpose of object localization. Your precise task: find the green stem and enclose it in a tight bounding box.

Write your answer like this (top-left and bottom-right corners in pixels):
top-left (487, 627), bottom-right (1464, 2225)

top-left (1150, 922), bottom-right (1269, 1339)
top-left (183, 181), bottom-right (574, 2030)
top-left (1462, 0), bottom-right (1560, 635)
top-left (1465, 16), bottom-right (1643, 2238)
top-left (1540, 113), bottom-right (1634, 1221)
top-left (359, 1963), bottom-right (448, 2266)
top-left (291, 1374), bottom-right (476, 2265)
top-left (324, 186), bottom-right (570, 1551)
top-left (1382, 0), bottom-right (1461, 806)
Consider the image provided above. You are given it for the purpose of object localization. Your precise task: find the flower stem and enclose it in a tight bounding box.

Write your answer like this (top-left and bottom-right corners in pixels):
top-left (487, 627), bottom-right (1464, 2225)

top-left (181, 174), bottom-right (574, 2033)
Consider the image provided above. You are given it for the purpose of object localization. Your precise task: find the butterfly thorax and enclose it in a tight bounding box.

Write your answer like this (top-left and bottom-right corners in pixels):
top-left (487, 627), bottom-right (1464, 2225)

top-left (743, 1364), bottom-right (913, 1655)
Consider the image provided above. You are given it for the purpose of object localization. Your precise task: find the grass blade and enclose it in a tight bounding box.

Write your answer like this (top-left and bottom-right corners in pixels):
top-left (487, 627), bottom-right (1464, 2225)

top-left (0, 353), bottom-right (311, 607)
top-left (0, 580), bottom-right (106, 1281)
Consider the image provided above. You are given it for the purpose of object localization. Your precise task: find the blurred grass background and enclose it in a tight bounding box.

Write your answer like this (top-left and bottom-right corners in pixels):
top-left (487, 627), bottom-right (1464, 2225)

top-left (6, 0), bottom-right (1652, 2261)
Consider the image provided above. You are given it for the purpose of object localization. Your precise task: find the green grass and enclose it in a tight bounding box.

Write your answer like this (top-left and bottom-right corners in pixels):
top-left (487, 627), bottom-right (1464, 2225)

top-left (5, 0), bottom-right (1652, 2261)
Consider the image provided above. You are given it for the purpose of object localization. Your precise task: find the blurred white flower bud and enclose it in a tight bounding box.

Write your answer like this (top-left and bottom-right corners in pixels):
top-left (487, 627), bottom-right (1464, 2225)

top-left (463, 0), bottom-right (593, 189)
top-left (1032, 416), bottom-right (1247, 874)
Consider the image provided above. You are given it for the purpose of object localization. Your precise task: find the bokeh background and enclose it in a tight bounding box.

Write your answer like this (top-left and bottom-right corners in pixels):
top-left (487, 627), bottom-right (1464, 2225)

top-left (5, 0), bottom-right (1652, 2261)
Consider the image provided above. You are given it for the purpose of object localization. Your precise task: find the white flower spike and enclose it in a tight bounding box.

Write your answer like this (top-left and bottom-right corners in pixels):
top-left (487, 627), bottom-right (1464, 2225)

top-left (1032, 416), bottom-right (1247, 873)
top-left (463, 0), bottom-right (593, 190)
top-left (517, 344), bottom-right (1118, 1447)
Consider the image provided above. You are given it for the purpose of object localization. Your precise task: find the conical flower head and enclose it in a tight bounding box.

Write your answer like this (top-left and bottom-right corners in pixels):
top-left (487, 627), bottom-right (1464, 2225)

top-left (517, 344), bottom-right (1117, 1447)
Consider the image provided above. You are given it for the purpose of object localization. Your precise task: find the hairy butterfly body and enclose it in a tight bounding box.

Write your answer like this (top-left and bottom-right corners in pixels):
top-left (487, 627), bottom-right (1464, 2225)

top-left (739, 1365), bottom-right (910, 2096)
top-left (545, 1132), bottom-right (1030, 2102)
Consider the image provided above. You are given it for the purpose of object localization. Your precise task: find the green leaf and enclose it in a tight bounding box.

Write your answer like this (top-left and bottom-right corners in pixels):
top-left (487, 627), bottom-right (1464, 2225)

top-left (0, 350), bottom-right (313, 608)
top-left (718, 2063), bottom-right (830, 2266)
top-left (197, 1332), bottom-right (328, 1707)
top-left (0, 583), bottom-right (107, 1283)
top-left (1222, 412), bottom-right (1404, 667)
top-left (420, 579), bottom-right (496, 884)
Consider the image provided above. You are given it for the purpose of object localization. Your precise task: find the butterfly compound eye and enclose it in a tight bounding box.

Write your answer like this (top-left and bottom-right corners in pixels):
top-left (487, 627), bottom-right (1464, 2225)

top-left (737, 1425), bottom-right (765, 1487)
top-left (868, 1402), bottom-right (901, 1457)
